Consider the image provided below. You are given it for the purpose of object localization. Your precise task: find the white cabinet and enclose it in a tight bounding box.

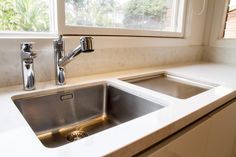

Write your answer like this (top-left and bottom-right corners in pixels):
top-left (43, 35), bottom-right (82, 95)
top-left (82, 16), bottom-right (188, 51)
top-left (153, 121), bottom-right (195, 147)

top-left (206, 101), bottom-right (236, 157)
top-left (137, 100), bottom-right (236, 157)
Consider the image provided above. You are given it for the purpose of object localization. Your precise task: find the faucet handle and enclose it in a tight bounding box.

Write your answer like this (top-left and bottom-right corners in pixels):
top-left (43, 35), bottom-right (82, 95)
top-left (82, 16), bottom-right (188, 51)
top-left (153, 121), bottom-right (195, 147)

top-left (22, 51), bottom-right (37, 59)
top-left (58, 35), bottom-right (63, 42)
top-left (21, 42), bottom-right (37, 59)
top-left (54, 35), bottom-right (64, 51)
top-left (21, 42), bottom-right (34, 52)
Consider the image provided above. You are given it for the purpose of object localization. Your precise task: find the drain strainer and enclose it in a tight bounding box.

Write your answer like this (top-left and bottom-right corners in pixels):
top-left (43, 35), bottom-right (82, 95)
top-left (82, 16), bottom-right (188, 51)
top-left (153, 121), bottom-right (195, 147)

top-left (67, 130), bottom-right (89, 142)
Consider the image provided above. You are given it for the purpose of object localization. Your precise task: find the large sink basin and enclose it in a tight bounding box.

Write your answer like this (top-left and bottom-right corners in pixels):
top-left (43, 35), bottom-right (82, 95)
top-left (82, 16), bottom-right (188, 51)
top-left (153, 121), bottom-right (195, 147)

top-left (12, 84), bottom-right (164, 148)
top-left (125, 73), bottom-right (215, 99)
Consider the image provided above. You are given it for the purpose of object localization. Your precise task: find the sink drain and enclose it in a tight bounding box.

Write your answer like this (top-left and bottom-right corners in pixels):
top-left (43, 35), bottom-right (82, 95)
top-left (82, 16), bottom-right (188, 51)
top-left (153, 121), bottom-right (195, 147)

top-left (67, 130), bottom-right (89, 142)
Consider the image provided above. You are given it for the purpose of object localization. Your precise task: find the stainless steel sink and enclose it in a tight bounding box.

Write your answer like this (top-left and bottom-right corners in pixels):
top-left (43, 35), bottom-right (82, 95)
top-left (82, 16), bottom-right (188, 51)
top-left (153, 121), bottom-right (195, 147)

top-left (12, 84), bottom-right (164, 148)
top-left (125, 73), bottom-right (215, 99)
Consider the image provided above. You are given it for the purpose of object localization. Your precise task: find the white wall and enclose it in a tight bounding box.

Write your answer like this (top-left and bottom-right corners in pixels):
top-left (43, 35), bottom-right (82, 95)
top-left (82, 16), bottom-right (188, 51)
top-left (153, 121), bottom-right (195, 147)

top-left (0, 0), bottom-right (208, 88)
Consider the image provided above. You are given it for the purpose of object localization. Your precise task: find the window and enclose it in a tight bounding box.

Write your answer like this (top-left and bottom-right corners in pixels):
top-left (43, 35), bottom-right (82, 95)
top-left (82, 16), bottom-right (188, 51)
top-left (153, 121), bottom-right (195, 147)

top-left (0, 0), bottom-right (186, 37)
top-left (0, 0), bottom-right (54, 34)
top-left (63, 0), bottom-right (186, 37)
top-left (223, 0), bottom-right (236, 38)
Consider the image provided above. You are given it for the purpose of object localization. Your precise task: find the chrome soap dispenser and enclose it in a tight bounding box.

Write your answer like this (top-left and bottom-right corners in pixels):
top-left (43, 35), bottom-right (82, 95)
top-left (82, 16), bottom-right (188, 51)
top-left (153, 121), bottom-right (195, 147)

top-left (20, 42), bottom-right (37, 90)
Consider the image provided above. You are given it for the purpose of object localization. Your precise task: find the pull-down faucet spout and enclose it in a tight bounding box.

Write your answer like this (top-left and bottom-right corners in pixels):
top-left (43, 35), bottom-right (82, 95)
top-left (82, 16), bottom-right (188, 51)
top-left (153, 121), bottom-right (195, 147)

top-left (54, 35), bottom-right (94, 85)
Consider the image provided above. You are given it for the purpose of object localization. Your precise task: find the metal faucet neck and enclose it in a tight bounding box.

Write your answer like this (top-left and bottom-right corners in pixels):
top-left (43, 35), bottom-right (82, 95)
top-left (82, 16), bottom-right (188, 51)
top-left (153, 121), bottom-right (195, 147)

top-left (54, 35), bottom-right (94, 85)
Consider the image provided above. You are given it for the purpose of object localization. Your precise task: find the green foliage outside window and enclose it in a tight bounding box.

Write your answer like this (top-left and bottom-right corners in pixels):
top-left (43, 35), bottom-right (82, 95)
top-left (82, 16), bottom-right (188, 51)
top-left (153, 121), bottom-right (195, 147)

top-left (0, 0), bottom-right (169, 32)
top-left (124, 0), bottom-right (168, 28)
top-left (65, 0), bottom-right (168, 29)
top-left (65, 0), bottom-right (117, 27)
top-left (0, 0), bottom-right (49, 32)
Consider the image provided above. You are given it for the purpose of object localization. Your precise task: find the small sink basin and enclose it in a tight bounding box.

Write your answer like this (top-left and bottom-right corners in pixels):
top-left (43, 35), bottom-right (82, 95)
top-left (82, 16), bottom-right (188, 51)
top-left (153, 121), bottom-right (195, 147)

top-left (12, 84), bottom-right (164, 148)
top-left (125, 73), bottom-right (215, 99)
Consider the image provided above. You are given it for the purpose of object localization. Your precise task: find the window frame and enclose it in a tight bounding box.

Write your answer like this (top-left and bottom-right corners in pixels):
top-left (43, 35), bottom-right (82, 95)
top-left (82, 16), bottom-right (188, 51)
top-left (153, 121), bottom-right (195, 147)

top-left (0, 0), bottom-right (187, 38)
top-left (220, 0), bottom-right (236, 39)
top-left (207, 0), bottom-right (236, 48)
top-left (58, 0), bottom-right (187, 38)
top-left (221, 0), bottom-right (231, 39)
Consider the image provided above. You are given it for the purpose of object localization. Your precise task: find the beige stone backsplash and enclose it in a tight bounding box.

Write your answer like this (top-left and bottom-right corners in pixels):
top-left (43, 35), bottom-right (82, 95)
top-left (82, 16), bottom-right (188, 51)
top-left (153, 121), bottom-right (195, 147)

top-left (203, 46), bottom-right (236, 65)
top-left (0, 46), bottom-right (203, 88)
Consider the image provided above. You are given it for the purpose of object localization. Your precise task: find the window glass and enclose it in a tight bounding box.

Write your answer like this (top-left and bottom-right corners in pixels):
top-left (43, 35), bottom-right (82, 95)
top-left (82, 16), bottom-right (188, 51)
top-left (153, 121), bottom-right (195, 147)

top-left (0, 0), bottom-right (51, 32)
top-left (224, 0), bottom-right (236, 38)
top-left (65, 0), bottom-right (182, 32)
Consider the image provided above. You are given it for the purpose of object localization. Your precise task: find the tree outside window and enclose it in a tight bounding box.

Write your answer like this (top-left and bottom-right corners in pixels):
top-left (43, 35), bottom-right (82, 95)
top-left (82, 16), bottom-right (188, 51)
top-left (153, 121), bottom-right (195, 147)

top-left (0, 0), bottom-right (50, 32)
top-left (65, 0), bottom-right (172, 31)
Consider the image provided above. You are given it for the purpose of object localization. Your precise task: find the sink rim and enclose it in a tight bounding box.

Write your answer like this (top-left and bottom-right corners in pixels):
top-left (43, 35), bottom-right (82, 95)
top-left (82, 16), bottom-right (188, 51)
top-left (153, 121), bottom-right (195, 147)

top-left (123, 72), bottom-right (218, 89)
top-left (11, 82), bottom-right (106, 101)
top-left (119, 72), bottom-right (219, 100)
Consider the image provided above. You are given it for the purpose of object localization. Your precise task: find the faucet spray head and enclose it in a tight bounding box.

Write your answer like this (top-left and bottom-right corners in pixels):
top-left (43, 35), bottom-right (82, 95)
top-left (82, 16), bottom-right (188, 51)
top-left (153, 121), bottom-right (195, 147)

top-left (80, 37), bottom-right (94, 53)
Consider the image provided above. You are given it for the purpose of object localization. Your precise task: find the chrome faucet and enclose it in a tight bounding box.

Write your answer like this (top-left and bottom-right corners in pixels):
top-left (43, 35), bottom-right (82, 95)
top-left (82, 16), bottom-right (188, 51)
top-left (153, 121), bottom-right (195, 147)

top-left (54, 35), bottom-right (94, 85)
top-left (20, 42), bottom-right (37, 90)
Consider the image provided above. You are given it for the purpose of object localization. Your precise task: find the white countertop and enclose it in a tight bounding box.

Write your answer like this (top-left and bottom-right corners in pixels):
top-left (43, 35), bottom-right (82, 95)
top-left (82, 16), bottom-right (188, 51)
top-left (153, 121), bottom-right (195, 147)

top-left (1, 62), bottom-right (236, 157)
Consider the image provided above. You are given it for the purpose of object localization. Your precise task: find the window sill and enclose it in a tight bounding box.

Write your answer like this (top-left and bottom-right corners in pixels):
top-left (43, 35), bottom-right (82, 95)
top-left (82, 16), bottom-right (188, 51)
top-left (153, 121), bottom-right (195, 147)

top-left (0, 32), bottom-right (58, 39)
